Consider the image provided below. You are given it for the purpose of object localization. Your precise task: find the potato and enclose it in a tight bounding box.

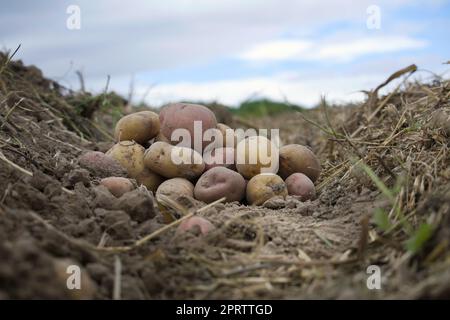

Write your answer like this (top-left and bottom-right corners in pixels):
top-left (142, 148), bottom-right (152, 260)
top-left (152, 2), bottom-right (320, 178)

top-left (202, 123), bottom-right (239, 153)
top-left (203, 147), bottom-right (235, 171)
top-left (135, 168), bottom-right (165, 192)
top-left (106, 140), bottom-right (145, 178)
top-left (217, 123), bottom-right (238, 148)
top-left (246, 173), bottom-right (288, 206)
top-left (100, 177), bottom-right (135, 197)
top-left (154, 132), bottom-right (170, 144)
top-left (159, 103), bottom-right (217, 152)
top-left (78, 151), bottom-right (126, 178)
top-left (278, 144), bottom-right (321, 182)
top-left (144, 141), bottom-right (205, 179)
top-left (114, 111), bottom-right (160, 144)
top-left (176, 216), bottom-right (215, 236)
top-left (235, 136), bottom-right (279, 179)
top-left (156, 178), bottom-right (194, 199)
top-left (194, 167), bottom-right (245, 203)
top-left (285, 173), bottom-right (316, 201)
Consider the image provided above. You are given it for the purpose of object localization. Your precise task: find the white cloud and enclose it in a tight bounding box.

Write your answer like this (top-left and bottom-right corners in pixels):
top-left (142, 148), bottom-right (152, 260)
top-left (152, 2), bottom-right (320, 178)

top-left (1, 0), bottom-right (445, 109)
top-left (316, 36), bottom-right (428, 61)
top-left (238, 40), bottom-right (312, 61)
top-left (135, 72), bottom-right (385, 108)
top-left (238, 36), bottom-right (428, 63)
top-left (0, 0), bottom-right (435, 78)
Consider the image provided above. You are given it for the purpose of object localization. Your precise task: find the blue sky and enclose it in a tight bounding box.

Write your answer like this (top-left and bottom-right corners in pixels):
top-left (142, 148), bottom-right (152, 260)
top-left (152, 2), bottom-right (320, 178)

top-left (1, 0), bottom-right (449, 107)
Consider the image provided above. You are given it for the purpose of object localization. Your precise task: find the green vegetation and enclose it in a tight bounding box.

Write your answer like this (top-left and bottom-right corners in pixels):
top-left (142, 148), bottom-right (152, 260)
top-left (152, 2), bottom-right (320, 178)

top-left (359, 161), bottom-right (435, 255)
top-left (232, 99), bottom-right (303, 118)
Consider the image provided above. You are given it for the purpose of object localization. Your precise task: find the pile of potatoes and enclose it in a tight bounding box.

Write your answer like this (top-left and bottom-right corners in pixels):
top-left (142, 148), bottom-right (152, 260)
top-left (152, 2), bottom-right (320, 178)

top-left (81, 102), bottom-right (321, 209)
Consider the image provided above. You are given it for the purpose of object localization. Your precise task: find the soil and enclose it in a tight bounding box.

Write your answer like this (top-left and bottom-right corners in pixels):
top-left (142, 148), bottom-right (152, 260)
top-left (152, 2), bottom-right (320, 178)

top-left (0, 53), bottom-right (449, 299)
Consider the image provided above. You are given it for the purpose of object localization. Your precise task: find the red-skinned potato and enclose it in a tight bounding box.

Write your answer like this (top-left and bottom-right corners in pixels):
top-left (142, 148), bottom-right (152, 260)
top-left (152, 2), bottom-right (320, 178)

top-left (176, 216), bottom-right (215, 236)
top-left (106, 141), bottom-right (146, 178)
top-left (135, 168), bottom-right (165, 192)
top-left (144, 141), bottom-right (205, 179)
top-left (114, 111), bottom-right (160, 144)
top-left (203, 147), bottom-right (235, 171)
top-left (194, 167), bottom-right (246, 203)
top-left (279, 144), bottom-right (321, 182)
top-left (100, 177), bottom-right (135, 197)
top-left (285, 173), bottom-right (316, 201)
top-left (156, 178), bottom-right (195, 200)
top-left (246, 173), bottom-right (288, 206)
top-left (78, 151), bottom-right (126, 178)
top-left (159, 103), bottom-right (217, 152)
top-left (235, 136), bottom-right (279, 179)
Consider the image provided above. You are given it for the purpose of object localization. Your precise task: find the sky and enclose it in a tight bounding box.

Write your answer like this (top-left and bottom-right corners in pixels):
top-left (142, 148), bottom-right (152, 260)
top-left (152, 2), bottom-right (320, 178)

top-left (1, 0), bottom-right (449, 108)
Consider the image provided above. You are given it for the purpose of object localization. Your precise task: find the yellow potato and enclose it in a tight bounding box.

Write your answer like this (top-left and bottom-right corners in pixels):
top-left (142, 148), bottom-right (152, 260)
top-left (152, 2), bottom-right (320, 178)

top-left (106, 140), bottom-right (145, 178)
top-left (114, 111), bottom-right (160, 144)
top-left (235, 136), bottom-right (279, 179)
top-left (278, 144), bottom-right (321, 182)
top-left (135, 168), bottom-right (165, 192)
top-left (246, 173), bottom-right (288, 206)
top-left (144, 141), bottom-right (205, 179)
top-left (156, 178), bottom-right (194, 199)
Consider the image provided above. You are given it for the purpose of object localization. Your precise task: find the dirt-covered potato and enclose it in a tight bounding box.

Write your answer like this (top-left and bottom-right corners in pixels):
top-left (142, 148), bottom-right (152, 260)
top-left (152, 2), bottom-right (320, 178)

top-left (285, 173), bottom-right (316, 201)
top-left (100, 177), bottom-right (135, 197)
top-left (144, 141), bottom-right (205, 179)
top-left (278, 144), bottom-right (321, 182)
top-left (194, 167), bottom-right (245, 203)
top-left (203, 147), bottom-right (235, 171)
top-left (78, 151), bottom-right (126, 178)
top-left (135, 168), bottom-right (165, 192)
top-left (106, 141), bottom-right (145, 178)
top-left (246, 173), bottom-right (288, 206)
top-left (235, 136), bottom-right (279, 179)
top-left (156, 178), bottom-right (194, 199)
top-left (114, 111), bottom-right (160, 144)
top-left (159, 103), bottom-right (217, 152)
top-left (176, 216), bottom-right (215, 236)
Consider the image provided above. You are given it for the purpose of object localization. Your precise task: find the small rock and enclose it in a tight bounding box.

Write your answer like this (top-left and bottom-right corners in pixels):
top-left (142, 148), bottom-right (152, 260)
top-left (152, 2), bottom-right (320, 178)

top-left (273, 237), bottom-right (283, 246)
